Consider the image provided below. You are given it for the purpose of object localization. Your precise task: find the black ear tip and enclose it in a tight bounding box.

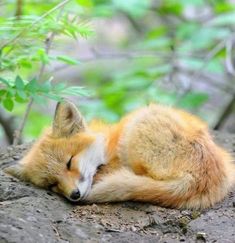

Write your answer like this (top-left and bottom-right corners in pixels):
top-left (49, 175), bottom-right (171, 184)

top-left (55, 100), bottom-right (69, 112)
top-left (57, 99), bottom-right (75, 108)
top-left (54, 100), bottom-right (78, 119)
top-left (56, 101), bottom-right (61, 109)
top-left (54, 102), bottom-right (62, 117)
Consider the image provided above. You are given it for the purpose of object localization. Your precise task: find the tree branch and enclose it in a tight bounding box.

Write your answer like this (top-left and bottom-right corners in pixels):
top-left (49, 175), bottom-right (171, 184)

top-left (12, 98), bottom-right (33, 145)
top-left (0, 108), bottom-right (16, 144)
top-left (52, 49), bottom-right (207, 73)
top-left (12, 2), bottom-right (69, 145)
top-left (225, 37), bottom-right (235, 76)
top-left (214, 94), bottom-right (235, 130)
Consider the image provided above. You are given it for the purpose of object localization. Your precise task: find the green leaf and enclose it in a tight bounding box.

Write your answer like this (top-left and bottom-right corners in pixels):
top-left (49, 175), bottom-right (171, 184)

top-left (37, 48), bottom-right (50, 64)
top-left (18, 59), bottom-right (33, 69)
top-left (112, 0), bottom-right (150, 17)
top-left (33, 94), bottom-right (46, 104)
top-left (15, 75), bottom-right (25, 90)
top-left (187, 27), bottom-right (230, 49)
top-left (206, 59), bottom-right (224, 74)
top-left (209, 13), bottom-right (235, 26)
top-left (53, 82), bottom-right (67, 92)
top-left (76, 0), bottom-right (93, 7)
top-left (0, 77), bottom-right (10, 87)
top-left (43, 93), bottom-right (63, 101)
top-left (179, 93), bottom-right (208, 109)
top-left (26, 78), bottom-right (38, 93)
top-left (38, 80), bottom-right (51, 93)
top-left (3, 98), bottom-right (14, 111)
top-left (147, 26), bottom-right (167, 40)
top-left (76, 24), bottom-right (94, 38)
top-left (215, 3), bottom-right (235, 13)
top-left (56, 55), bottom-right (81, 65)
top-left (61, 86), bottom-right (90, 96)
top-left (0, 89), bottom-right (6, 97)
top-left (17, 89), bottom-right (27, 100)
top-left (181, 57), bottom-right (204, 70)
top-left (6, 89), bottom-right (15, 97)
top-left (158, 1), bottom-right (183, 15)
top-left (176, 22), bottom-right (199, 40)
top-left (15, 93), bottom-right (28, 103)
top-left (143, 37), bottom-right (172, 50)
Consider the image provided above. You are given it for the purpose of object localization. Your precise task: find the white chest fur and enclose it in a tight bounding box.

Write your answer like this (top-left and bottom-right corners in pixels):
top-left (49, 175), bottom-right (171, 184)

top-left (76, 134), bottom-right (106, 199)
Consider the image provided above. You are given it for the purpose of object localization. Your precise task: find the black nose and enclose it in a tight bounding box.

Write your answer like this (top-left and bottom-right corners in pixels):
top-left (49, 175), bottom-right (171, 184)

top-left (70, 189), bottom-right (80, 200)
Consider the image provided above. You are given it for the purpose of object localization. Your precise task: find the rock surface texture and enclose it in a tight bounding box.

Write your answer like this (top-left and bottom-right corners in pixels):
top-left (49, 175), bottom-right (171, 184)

top-left (0, 132), bottom-right (235, 243)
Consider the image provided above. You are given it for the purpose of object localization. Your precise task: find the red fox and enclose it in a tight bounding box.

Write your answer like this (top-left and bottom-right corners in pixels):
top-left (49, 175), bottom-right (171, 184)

top-left (5, 101), bottom-right (235, 209)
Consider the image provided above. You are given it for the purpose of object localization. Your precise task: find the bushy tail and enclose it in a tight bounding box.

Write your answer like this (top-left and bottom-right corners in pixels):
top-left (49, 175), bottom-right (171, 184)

top-left (86, 168), bottom-right (223, 209)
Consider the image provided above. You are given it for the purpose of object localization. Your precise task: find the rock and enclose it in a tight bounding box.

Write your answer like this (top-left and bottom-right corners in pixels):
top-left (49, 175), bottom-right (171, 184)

top-left (196, 232), bottom-right (207, 241)
top-left (0, 132), bottom-right (235, 242)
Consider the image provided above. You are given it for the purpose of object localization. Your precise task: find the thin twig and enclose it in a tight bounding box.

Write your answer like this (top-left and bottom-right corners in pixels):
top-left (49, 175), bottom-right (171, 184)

top-left (91, 48), bottom-right (206, 59)
top-left (13, 98), bottom-right (33, 145)
top-left (38, 6), bottom-right (65, 80)
top-left (51, 224), bottom-right (60, 238)
top-left (12, 2), bottom-right (69, 145)
top-left (15, 0), bottom-right (23, 20)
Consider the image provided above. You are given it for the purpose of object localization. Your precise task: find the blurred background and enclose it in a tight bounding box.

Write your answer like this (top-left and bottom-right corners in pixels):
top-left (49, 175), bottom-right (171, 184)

top-left (0, 0), bottom-right (235, 147)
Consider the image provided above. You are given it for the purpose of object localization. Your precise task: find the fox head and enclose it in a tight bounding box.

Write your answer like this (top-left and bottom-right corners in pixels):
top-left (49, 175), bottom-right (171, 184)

top-left (5, 101), bottom-right (106, 202)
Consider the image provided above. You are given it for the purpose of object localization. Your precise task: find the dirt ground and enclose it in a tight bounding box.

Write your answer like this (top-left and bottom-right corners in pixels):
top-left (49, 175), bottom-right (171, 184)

top-left (0, 132), bottom-right (235, 243)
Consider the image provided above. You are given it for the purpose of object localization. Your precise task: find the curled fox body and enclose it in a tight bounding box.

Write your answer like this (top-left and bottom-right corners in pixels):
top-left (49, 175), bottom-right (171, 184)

top-left (6, 102), bottom-right (235, 209)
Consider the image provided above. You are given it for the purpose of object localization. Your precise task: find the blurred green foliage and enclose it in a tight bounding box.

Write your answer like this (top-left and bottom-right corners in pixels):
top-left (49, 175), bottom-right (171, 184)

top-left (78, 0), bottom-right (234, 122)
top-left (0, 0), bottom-right (234, 141)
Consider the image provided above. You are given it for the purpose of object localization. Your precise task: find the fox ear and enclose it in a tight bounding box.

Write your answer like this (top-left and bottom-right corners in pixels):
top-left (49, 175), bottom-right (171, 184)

top-left (4, 164), bottom-right (24, 179)
top-left (52, 101), bottom-right (87, 138)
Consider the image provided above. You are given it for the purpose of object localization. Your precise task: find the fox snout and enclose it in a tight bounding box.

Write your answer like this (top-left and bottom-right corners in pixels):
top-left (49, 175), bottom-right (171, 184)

top-left (55, 174), bottom-right (93, 202)
top-left (51, 182), bottom-right (83, 202)
top-left (70, 189), bottom-right (81, 201)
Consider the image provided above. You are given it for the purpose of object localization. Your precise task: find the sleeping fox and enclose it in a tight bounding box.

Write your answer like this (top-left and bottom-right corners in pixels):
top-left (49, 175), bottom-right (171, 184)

top-left (5, 101), bottom-right (235, 209)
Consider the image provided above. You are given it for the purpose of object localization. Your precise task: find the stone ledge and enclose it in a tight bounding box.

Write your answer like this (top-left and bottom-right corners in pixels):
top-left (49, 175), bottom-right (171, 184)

top-left (0, 132), bottom-right (235, 242)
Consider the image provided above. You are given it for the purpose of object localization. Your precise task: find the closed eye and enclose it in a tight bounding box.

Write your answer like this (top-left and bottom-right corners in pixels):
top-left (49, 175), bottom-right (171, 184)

top-left (48, 182), bottom-right (57, 190)
top-left (97, 164), bottom-right (104, 170)
top-left (67, 156), bottom-right (73, 170)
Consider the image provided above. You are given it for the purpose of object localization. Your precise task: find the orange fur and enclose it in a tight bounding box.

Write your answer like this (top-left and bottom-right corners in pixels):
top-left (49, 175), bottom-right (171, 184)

top-left (5, 102), bottom-right (235, 209)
